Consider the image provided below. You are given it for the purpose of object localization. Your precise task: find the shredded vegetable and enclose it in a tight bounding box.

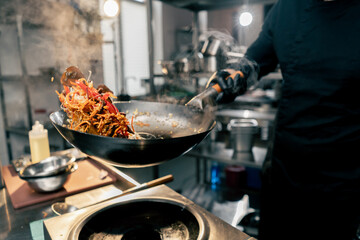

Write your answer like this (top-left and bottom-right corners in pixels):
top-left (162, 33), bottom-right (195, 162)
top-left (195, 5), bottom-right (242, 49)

top-left (56, 75), bottom-right (138, 139)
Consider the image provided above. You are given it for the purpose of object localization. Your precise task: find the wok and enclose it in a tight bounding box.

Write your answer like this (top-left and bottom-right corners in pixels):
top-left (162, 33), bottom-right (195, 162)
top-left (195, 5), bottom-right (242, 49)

top-left (50, 101), bottom-right (216, 168)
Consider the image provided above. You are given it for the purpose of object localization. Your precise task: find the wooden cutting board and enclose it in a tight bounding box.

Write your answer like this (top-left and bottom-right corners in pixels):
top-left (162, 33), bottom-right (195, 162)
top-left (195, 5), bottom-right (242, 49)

top-left (2, 159), bottom-right (117, 209)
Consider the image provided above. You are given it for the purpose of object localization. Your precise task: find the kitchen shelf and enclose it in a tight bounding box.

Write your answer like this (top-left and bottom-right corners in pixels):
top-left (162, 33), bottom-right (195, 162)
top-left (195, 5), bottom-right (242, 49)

top-left (188, 142), bottom-right (266, 169)
top-left (5, 127), bottom-right (29, 135)
top-left (158, 0), bottom-right (277, 11)
top-left (187, 142), bottom-right (265, 196)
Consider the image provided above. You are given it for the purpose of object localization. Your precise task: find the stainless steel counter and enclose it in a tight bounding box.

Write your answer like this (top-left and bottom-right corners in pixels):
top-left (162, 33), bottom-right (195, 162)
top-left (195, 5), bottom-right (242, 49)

top-left (0, 162), bottom-right (139, 240)
top-left (43, 184), bottom-right (255, 240)
top-left (0, 156), bottom-right (256, 240)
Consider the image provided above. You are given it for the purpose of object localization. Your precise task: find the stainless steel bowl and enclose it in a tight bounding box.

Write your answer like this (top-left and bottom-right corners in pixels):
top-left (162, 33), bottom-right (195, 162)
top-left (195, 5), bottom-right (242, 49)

top-left (19, 162), bottom-right (78, 192)
top-left (20, 154), bottom-right (76, 178)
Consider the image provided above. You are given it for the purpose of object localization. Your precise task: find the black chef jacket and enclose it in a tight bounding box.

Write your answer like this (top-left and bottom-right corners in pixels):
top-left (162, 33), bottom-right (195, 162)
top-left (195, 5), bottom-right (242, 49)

top-left (245, 0), bottom-right (360, 239)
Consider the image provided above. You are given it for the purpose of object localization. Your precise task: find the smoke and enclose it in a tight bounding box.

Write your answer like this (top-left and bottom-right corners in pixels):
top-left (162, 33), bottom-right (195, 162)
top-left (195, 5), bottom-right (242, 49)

top-left (0, 0), bottom-right (103, 80)
top-left (200, 29), bottom-right (247, 69)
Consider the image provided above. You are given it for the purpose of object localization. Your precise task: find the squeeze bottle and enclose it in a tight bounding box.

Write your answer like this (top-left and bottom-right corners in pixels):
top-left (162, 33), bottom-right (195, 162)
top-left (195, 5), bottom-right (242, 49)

top-left (29, 121), bottom-right (50, 163)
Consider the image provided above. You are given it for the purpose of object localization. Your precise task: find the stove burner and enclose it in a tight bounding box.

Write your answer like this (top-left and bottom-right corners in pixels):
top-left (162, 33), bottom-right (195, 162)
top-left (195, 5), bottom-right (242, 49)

top-left (122, 226), bottom-right (161, 240)
top-left (78, 200), bottom-right (199, 240)
top-left (87, 225), bottom-right (162, 240)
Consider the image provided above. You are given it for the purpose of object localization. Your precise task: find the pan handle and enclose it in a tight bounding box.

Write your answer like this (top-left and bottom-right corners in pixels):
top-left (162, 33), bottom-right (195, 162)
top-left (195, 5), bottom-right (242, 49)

top-left (52, 174), bottom-right (175, 215)
top-left (208, 70), bottom-right (245, 93)
top-left (146, 174), bottom-right (174, 188)
top-left (186, 70), bottom-right (244, 109)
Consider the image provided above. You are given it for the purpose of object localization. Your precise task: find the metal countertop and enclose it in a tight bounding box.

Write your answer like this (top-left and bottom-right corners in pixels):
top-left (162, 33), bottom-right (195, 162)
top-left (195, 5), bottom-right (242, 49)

top-left (0, 149), bottom-right (258, 240)
top-left (0, 162), bottom-right (138, 240)
top-left (43, 184), bottom-right (255, 240)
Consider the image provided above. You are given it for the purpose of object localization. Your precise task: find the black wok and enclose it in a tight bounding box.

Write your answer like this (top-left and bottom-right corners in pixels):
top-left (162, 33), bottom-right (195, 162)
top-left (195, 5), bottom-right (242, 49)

top-left (50, 101), bottom-right (216, 168)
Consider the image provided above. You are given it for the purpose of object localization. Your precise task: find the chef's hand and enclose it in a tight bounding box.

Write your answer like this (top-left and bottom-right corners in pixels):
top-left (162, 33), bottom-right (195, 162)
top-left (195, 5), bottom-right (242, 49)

top-left (207, 70), bottom-right (246, 103)
top-left (207, 57), bottom-right (260, 103)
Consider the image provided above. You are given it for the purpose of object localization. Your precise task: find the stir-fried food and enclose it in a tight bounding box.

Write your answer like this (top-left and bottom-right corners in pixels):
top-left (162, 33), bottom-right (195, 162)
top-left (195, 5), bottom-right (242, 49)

top-left (56, 66), bottom-right (137, 139)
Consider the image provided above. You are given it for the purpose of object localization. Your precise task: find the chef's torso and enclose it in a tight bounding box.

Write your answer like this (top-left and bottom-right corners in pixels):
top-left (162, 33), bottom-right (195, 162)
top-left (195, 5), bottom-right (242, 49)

top-left (265, 0), bottom-right (360, 189)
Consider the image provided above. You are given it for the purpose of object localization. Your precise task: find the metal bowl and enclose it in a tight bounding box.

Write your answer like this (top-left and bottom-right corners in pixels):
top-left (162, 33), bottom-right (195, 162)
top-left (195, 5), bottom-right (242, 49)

top-left (19, 162), bottom-right (78, 192)
top-left (20, 154), bottom-right (76, 178)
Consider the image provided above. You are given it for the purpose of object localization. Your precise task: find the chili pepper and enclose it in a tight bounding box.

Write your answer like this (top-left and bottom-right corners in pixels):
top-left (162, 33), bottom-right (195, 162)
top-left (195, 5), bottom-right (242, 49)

top-left (104, 100), bottom-right (119, 114)
top-left (64, 85), bottom-right (70, 95)
top-left (101, 92), bottom-right (111, 101)
top-left (73, 80), bottom-right (119, 114)
top-left (74, 80), bottom-right (95, 98)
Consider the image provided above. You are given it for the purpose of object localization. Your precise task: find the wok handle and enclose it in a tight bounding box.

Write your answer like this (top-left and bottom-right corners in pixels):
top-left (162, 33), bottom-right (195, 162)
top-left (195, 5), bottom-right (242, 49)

top-left (146, 174), bottom-right (174, 188)
top-left (186, 70), bottom-right (244, 109)
top-left (210, 71), bottom-right (245, 93)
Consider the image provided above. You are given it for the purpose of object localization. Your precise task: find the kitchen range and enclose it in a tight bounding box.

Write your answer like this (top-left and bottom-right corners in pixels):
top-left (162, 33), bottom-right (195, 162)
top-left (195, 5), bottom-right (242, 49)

top-left (0, 148), bottom-right (256, 240)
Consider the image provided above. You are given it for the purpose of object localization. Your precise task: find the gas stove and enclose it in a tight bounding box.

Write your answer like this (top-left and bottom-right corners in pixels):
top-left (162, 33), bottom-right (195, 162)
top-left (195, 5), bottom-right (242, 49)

top-left (43, 185), bottom-right (255, 240)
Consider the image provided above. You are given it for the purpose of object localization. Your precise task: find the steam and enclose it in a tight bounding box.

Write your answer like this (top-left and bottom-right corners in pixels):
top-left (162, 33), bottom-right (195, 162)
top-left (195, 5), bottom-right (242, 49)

top-left (1, 0), bottom-right (103, 80)
top-left (200, 29), bottom-right (247, 69)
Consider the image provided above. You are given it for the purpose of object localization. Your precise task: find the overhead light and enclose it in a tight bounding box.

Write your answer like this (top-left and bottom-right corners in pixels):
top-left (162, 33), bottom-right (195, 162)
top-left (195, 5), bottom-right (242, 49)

top-left (103, 0), bottom-right (120, 17)
top-left (239, 12), bottom-right (253, 27)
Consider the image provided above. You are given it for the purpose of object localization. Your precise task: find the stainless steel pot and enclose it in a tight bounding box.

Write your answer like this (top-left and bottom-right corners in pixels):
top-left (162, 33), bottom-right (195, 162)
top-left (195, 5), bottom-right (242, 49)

top-left (228, 119), bottom-right (259, 160)
top-left (201, 38), bottom-right (221, 56)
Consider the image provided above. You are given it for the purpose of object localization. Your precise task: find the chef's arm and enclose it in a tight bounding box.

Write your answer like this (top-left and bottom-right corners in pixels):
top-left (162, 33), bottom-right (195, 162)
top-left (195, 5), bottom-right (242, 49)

top-left (245, 2), bottom-right (279, 79)
top-left (208, 3), bottom-right (279, 103)
top-left (207, 58), bottom-right (259, 103)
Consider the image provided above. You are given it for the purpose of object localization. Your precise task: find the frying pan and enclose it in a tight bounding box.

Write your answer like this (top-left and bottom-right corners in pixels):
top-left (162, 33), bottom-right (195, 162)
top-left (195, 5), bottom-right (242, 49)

top-left (50, 101), bottom-right (216, 168)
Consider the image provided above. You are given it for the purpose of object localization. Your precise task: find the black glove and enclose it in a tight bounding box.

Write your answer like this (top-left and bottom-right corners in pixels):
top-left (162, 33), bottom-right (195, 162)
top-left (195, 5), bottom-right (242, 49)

top-left (207, 57), bottom-right (260, 104)
top-left (208, 70), bottom-right (247, 104)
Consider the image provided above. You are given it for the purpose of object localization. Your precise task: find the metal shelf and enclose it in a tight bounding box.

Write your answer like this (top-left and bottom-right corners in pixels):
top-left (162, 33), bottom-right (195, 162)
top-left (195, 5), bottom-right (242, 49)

top-left (188, 142), bottom-right (266, 169)
top-left (158, 0), bottom-right (277, 11)
top-left (4, 127), bottom-right (29, 135)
